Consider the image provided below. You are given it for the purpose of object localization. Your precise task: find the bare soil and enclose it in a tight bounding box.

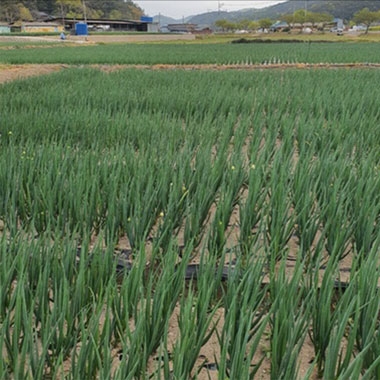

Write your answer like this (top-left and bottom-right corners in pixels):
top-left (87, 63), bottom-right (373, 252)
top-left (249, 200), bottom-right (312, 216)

top-left (0, 64), bottom-right (64, 84)
top-left (0, 34), bottom-right (196, 45)
top-left (71, 34), bottom-right (196, 43)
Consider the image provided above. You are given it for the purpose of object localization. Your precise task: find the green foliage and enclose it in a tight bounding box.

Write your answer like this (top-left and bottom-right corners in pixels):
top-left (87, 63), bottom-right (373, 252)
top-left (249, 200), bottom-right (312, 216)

top-left (282, 9), bottom-right (333, 25)
top-left (259, 18), bottom-right (273, 29)
top-left (215, 19), bottom-right (237, 32)
top-left (4, 42), bottom-right (380, 65)
top-left (1, 63), bottom-right (380, 378)
top-left (0, 2), bottom-right (34, 23)
top-left (0, 0), bottom-right (143, 22)
top-left (269, 260), bottom-right (312, 380)
top-left (353, 8), bottom-right (380, 33)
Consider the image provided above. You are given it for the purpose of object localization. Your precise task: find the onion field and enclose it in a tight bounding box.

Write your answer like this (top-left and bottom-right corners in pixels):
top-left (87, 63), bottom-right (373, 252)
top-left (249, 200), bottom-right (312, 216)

top-left (1, 65), bottom-right (380, 379)
top-left (2, 42), bottom-right (380, 65)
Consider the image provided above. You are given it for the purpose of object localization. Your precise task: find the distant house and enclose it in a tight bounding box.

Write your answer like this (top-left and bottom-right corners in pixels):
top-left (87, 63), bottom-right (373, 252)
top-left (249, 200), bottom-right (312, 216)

top-left (21, 22), bottom-right (64, 33)
top-left (30, 11), bottom-right (53, 22)
top-left (193, 27), bottom-right (212, 35)
top-left (0, 23), bottom-right (11, 34)
top-left (167, 23), bottom-right (211, 34)
top-left (327, 18), bottom-right (345, 30)
top-left (270, 21), bottom-right (289, 32)
top-left (167, 23), bottom-right (197, 33)
top-left (291, 23), bottom-right (303, 30)
top-left (58, 17), bottom-right (158, 33)
top-left (334, 18), bottom-right (344, 29)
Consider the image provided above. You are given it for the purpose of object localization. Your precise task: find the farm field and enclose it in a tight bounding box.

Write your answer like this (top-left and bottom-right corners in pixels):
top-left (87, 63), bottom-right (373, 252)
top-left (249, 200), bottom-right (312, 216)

top-left (2, 41), bottom-right (380, 65)
top-left (1, 40), bottom-right (380, 380)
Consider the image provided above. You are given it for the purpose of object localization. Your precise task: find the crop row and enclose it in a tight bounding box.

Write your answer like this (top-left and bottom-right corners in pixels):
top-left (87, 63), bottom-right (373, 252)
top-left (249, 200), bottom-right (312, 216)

top-left (1, 42), bottom-right (380, 65)
top-left (1, 68), bottom-right (380, 378)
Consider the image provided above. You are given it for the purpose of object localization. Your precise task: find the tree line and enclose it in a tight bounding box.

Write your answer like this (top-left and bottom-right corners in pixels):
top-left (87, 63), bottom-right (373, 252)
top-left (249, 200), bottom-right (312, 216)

top-left (0, 0), bottom-right (143, 23)
top-left (215, 8), bottom-right (380, 34)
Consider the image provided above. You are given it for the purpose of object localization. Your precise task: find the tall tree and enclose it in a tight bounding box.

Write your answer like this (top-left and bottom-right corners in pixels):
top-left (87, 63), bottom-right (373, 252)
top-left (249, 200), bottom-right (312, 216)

top-left (80, 0), bottom-right (143, 19)
top-left (124, 0), bottom-right (143, 20)
top-left (353, 8), bottom-right (380, 33)
top-left (0, 2), bottom-right (33, 23)
top-left (0, 0), bottom-right (144, 21)
top-left (282, 10), bottom-right (332, 28)
top-left (18, 4), bottom-right (33, 21)
top-left (215, 19), bottom-right (236, 32)
top-left (0, 3), bottom-right (20, 23)
top-left (55, 0), bottom-right (82, 18)
top-left (259, 18), bottom-right (273, 30)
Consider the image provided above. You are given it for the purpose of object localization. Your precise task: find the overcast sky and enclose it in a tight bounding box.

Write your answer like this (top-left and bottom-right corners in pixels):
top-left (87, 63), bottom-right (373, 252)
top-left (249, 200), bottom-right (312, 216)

top-left (134, 1), bottom-right (286, 19)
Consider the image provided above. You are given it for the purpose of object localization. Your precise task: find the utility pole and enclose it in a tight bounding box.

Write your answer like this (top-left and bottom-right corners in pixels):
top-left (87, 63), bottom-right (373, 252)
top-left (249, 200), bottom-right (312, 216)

top-left (82, 0), bottom-right (87, 24)
top-left (304, 0), bottom-right (307, 24)
top-left (60, 2), bottom-right (65, 28)
top-left (218, 1), bottom-right (224, 15)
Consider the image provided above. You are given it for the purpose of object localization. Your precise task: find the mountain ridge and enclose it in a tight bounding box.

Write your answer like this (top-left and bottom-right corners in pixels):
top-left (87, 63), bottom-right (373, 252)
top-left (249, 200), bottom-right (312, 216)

top-left (154, 1), bottom-right (380, 26)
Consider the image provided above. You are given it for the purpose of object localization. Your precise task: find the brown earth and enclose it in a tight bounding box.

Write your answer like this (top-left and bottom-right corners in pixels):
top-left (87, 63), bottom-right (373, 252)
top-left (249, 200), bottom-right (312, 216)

top-left (0, 34), bottom-right (196, 44)
top-left (0, 64), bottom-right (64, 84)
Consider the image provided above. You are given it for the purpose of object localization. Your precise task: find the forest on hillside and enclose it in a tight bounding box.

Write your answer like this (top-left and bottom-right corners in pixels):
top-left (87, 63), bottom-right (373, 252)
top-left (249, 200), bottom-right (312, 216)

top-left (0, 0), bottom-right (143, 23)
top-left (190, 1), bottom-right (380, 26)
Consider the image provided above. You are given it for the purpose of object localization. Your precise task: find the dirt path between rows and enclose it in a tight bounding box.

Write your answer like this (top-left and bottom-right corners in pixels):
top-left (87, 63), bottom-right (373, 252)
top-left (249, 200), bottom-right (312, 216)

top-left (2, 62), bottom-right (380, 84)
top-left (0, 34), bottom-right (196, 45)
top-left (0, 64), bottom-right (64, 83)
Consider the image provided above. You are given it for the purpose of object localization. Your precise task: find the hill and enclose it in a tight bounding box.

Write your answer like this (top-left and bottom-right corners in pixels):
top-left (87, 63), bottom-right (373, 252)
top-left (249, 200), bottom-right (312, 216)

top-left (152, 14), bottom-right (193, 25)
top-left (0, 0), bottom-right (143, 23)
top-left (188, 1), bottom-right (380, 25)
